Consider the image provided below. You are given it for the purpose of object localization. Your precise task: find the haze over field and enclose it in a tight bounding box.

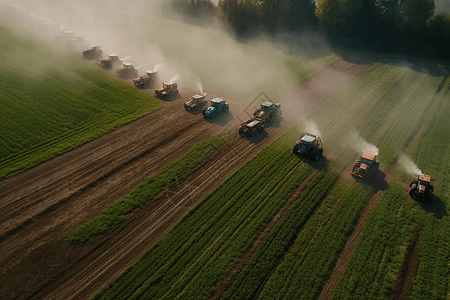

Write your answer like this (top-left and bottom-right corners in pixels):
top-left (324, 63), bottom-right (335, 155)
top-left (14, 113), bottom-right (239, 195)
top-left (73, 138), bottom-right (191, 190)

top-left (0, 0), bottom-right (337, 103)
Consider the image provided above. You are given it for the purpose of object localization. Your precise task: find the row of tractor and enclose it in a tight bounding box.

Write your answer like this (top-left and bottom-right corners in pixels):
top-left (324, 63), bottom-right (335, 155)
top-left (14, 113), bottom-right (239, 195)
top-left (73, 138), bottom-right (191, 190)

top-left (80, 47), bottom-right (434, 202)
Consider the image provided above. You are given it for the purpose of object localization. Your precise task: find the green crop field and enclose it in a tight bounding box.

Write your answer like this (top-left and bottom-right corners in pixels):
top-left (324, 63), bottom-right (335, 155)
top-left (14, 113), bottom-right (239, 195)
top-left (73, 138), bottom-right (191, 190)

top-left (89, 61), bottom-right (450, 300)
top-left (0, 23), bottom-right (164, 180)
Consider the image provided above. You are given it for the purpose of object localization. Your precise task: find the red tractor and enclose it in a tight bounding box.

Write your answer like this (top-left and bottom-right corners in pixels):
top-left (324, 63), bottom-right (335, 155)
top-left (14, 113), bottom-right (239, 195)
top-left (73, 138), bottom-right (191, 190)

top-left (409, 174), bottom-right (434, 200)
top-left (351, 152), bottom-right (379, 181)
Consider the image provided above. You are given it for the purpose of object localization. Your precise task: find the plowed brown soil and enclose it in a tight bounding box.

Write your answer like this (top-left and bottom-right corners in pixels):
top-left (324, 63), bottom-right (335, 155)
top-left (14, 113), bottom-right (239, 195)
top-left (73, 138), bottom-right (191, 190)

top-left (0, 59), bottom-right (369, 300)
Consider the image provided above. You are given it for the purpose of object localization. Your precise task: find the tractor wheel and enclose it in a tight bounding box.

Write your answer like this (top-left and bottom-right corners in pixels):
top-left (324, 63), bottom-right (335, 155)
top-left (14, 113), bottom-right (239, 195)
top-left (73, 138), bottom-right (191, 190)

top-left (239, 126), bottom-right (245, 135)
top-left (409, 184), bottom-right (417, 197)
top-left (409, 180), bottom-right (418, 188)
top-left (175, 90), bottom-right (179, 95)
top-left (314, 147), bottom-right (324, 161)
top-left (293, 144), bottom-right (300, 154)
top-left (225, 106), bottom-right (229, 112)
top-left (253, 109), bottom-right (262, 116)
top-left (210, 111), bottom-right (217, 119)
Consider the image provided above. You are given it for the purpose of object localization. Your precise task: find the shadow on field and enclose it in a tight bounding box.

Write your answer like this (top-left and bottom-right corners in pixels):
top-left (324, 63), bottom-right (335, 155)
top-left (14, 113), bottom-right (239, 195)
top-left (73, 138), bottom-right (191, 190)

top-left (413, 194), bottom-right (447, 220)
top-left (203, 112), bottom-right (234, 126)
top-left (351, 169), bottom-right (390, 193)
top-left (185, 108), bottom-right (203, 116)
top-left (296, 154), bottom-right (331, 172)
top-left (239, 131), bottom-right (269, 144)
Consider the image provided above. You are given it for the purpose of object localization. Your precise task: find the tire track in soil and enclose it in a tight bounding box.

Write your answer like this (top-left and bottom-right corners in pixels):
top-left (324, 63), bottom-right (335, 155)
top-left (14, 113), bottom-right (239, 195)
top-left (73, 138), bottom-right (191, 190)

top-left (317, 71), bottom-right (449, 300)
top-left (210, 170), bottom-right (320, 300)
top-left (389, 222), bottom-right (423, 300)
top-left (0, 59), bottom-right (370, 300)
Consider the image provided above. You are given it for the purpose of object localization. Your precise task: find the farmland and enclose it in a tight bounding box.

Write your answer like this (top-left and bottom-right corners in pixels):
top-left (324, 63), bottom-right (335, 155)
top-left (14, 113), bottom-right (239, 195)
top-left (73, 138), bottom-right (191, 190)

top-left (85, 61), bottom-right (450, 300)
top-left (2, 3), bottom-right (450, 300)
top-left (0, 23), bottom-right (164, 180)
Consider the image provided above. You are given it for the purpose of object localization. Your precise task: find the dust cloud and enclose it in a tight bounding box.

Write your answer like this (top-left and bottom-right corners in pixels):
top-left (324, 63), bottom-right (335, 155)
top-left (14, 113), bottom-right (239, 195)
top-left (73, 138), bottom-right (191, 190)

top-left (399, 154), bottom-right (422, 175)
top-left (349, 131), bottom-right (379, 155)
top-left (301, 120), bottom-right (321, 136)
top-left (0, 0), bottom-right (333, 106)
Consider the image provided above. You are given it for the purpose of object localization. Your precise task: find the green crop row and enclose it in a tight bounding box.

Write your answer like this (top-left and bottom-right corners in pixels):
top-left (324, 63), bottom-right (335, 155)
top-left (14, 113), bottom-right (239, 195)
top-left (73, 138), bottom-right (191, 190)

top-left (277, 183), bottom-right (372, 300)
top-left (300, 63), bottom-right (442, 169)
top-left (221, 171), bottom-right (339, 300)
top-left (330, 184), bottom-right (421, 300)
top-left (91, 136), bottom-right (314, 300)
top-left (257, 180), bottom-right (355, 300)
top-left (410, 214), bottom-right (450, 300)
top-left (356, 68), bottom-right (442, 166)
top-left (403, 77), bottom-right (450, 299)
top-left (257, 182), bottom-right (371, 300)
top-left (70, 129), bottom-right (234, 245)
top-left (0, 24), bottom-right (164, 180)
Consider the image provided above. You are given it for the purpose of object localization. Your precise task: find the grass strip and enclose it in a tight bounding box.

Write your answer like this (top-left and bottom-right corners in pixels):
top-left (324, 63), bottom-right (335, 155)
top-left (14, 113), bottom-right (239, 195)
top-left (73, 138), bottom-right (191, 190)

top-left (70, 130), bottom-right (234, 245)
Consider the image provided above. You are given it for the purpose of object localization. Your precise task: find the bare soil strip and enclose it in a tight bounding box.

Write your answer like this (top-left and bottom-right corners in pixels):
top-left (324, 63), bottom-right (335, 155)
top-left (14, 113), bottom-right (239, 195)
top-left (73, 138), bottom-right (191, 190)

top-left (389, 222), bottom-right (423, 300)
top-left (0, 59), bottom-right (369, 300)
top-left (210, 170), bottom-right (320, 300)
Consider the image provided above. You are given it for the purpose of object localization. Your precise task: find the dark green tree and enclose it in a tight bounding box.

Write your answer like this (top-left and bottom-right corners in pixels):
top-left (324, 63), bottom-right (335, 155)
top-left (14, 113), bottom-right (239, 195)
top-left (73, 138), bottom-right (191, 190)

top-left (400, 0), bottom-right (435, 32)
top-left (218, 0), bottom-right (260, 35)
top-left (285, 0), bottom-right (318, 31)
top-left (260, 0), bottom-right (289, 32)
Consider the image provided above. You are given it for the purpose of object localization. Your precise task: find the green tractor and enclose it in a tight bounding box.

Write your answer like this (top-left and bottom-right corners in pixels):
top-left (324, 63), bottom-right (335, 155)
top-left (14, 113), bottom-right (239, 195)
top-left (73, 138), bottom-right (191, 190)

top-left (293, 133), bottom-right (323, 161)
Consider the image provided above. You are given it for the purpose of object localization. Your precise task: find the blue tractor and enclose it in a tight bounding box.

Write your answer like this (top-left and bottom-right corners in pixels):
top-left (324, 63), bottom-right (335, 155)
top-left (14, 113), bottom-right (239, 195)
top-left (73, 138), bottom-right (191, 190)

top-left (202, 97), bottom-right (229, 118)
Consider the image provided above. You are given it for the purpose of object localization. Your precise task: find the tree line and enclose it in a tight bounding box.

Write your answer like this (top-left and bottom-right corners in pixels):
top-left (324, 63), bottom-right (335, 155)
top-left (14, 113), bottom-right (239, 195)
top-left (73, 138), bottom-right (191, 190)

top-left (160, 0), bottom-right (450, 59)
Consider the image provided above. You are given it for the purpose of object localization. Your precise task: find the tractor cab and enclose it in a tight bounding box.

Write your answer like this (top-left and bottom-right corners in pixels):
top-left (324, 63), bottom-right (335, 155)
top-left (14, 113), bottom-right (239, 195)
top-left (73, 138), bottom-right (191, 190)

top-left (300, 135), bottom-right (316, 152)
top-left (123, 63), bottom-right (134, 69)
top-left (192, 94), bottom-right (205, 103)
top-left (418, 174), bottom-right (431, 195)
top-left (211, 98), bottom-right (224, 108)
top-left (90, 46), bottom-right (101, 51)
top-left (359, 152), bottom-right (377, 174)
top-left (109, 54), bottom-right (119, 60)
top-left (261, 101), bottom-right (281, 112)
top-left (261, 101), bottom-right (274, 112)
top-left (163, 82), bottom-right (177, 90)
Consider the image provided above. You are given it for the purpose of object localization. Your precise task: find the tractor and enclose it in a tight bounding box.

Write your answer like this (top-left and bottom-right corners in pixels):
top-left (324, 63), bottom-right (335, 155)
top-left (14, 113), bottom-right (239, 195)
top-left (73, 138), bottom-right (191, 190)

top-left (82, 46), bottom-right (103, 60)
top-left (253, 101), bottom-right (282, 123)
top-left (351, 152), bottom-right (380, 181)
top-left (409, 174), bottom-right (434, 200)
top-left (239, 118), bottom-right (265, 137)
top-left (96, 54), bottom-right (121, 70)
top-left (133, 70), bottom-right (160, 89)
top-left (184, 94), bottom-right (208, 111)
top-left (293, 133), bottom-right (323, 161)
top-left (154, 82), bottom-right (179, 99)
top-left (115, 63), bottom-right (139, 80)
top-left (202, 98), bottom-right (229, 118)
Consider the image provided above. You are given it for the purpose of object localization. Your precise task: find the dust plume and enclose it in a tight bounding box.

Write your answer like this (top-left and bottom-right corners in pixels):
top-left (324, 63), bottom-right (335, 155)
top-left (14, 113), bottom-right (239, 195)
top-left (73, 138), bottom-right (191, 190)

top-left (349, 132), bottom-right (379, 155)
top-left (399, 154), bottom-right (422, 175)
top-left (169, 73), bottom-right (180, 84)
top-left (301, 120), bottom-right (321, 136)
top-left (153, 64), bottom-right (162, 72)
top-left (195, 79), bottom-right (204, 95)
top-left (1, 0), bottom-right (334, 103)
